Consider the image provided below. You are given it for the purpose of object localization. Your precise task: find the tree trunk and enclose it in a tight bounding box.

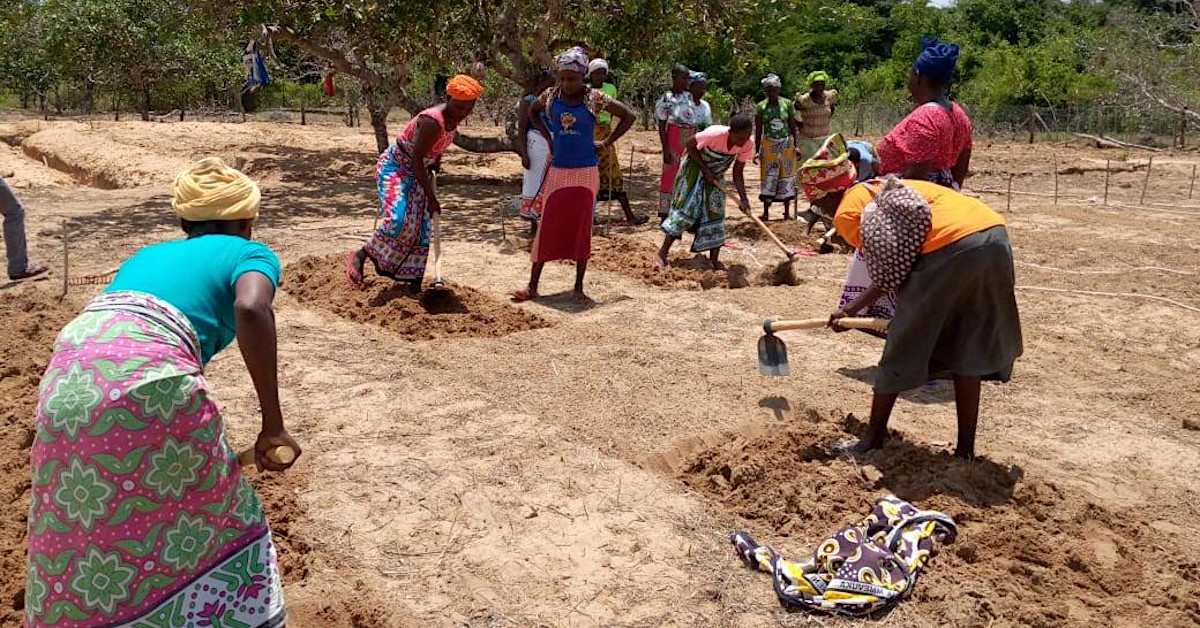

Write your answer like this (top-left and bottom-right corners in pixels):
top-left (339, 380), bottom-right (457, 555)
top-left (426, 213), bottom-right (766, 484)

top-left (83, 79), bottom-right (95, 115)
top-left (114, 93), bottom-right (120, 121)
top-left (453, 133), bottom-right (516, 153)
top-left (140, 84), bottom-right (151, 122)
top-left (21, 91), bottom-right (29, 110)
top-left (367, 104), bottom-right (390, 153)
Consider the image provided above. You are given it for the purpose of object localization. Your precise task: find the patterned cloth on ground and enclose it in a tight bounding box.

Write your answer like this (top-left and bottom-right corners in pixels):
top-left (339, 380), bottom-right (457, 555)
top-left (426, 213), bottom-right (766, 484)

top-left (731, 495), bottom-right (956, 617)
top-left (661, 146), bottom-right (736, 252)
top-left (27, 291), bottom-right (285, 628)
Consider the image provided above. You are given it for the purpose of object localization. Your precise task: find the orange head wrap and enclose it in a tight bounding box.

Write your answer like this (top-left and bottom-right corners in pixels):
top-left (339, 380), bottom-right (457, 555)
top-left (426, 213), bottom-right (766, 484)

top-left (446, 74), bottom-right (485, 101)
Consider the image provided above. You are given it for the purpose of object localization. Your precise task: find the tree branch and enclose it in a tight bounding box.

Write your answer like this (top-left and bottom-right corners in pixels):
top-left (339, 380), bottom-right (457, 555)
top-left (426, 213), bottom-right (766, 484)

top-left (1117, 71), bottom-right (1200, 124)
top-left (264, 24), bottom-right (382, 88)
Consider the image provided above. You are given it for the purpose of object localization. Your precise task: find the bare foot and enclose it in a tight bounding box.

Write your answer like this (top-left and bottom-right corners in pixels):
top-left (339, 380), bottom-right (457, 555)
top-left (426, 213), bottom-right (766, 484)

top-left (954, 448), bottom-right (976, 461)
top-left (572, 291), bottom-right (595, 305)
top-left (509, 286), bottom-right (538, 302)
top-left (345, 252), bottom-right (366, 288)
top-left (833, 438), bottom-right (883, 456)
top-left (710, 260), bottom-right (726, 271)
top-left (653, 253), bottom-right (669, 270)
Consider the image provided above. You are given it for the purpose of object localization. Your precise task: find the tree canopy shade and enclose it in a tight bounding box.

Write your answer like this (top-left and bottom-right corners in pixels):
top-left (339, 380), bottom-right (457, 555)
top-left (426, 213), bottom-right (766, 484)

top-left (3, 0), bottom-right (1199, 148)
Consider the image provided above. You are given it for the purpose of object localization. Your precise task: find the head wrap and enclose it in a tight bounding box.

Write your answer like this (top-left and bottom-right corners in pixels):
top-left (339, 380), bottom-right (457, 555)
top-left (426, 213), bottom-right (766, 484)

top-left (798, 134), bottom-right (857, 202)
top-left (588, 58), bottom-right (609, 76)
top-left (557, 47), bottom-right (589, 74)
top-left (913, 37), bottom-right (959, 84)
top-left (761, 73), bottom-right (782, 88)
top-left (860, 176), bottom-right (933, 291)
top-left (446, 74), bottom-right (485, 101)
top-left (173, 158), bottom-right (260, 222)
top-left (689, 71), bottom-right (708, 85)
top-left (807, 70), bottom-right (831, 87)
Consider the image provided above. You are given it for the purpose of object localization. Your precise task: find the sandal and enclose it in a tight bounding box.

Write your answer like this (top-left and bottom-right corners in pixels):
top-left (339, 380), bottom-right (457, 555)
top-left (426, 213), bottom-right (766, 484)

top-left (8, 265), bottom-right (48, 281)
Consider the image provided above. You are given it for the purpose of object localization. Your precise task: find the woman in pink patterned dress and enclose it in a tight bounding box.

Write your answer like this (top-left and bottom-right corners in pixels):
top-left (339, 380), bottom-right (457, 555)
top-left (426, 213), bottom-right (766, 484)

top-left (26, 158), bottom-right (300, 628)
top-left (347, 75), bottom-right (484, 289)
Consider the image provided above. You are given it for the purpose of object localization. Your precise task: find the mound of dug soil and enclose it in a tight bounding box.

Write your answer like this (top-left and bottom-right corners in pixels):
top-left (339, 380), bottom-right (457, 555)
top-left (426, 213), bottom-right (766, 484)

top-left (588, 235), bottom-right (777, 290)
top-left (0, 289), bottom-right (77, 625)
top-left (727, 218), bottom-right (826, 251)
top-left (680, 413), bottom-right (1200, 627)
top-left (21, 124), bottom-right (189, 188)
top-left (284, 254), bottom-right (551, 340)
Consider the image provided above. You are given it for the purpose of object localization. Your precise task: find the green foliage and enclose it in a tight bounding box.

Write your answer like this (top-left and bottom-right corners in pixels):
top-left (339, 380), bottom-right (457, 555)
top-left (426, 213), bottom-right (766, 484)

top-left (0, 0), bottom-right (1195, 139)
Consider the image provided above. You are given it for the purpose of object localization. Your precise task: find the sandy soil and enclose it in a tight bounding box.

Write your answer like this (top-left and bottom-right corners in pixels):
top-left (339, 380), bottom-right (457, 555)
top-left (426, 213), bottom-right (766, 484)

top-left (1, 115), bottom-right (1198, 627)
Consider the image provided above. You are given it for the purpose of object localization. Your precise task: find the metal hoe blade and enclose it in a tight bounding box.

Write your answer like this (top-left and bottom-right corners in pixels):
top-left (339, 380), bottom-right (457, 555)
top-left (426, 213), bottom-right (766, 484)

top-left (757, 332), bottom-right (790, 376)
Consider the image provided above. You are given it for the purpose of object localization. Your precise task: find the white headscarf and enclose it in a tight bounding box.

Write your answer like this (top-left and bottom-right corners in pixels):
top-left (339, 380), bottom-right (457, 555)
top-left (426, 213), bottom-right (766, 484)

top-left (588, 58), bottom-right (609, 76)
top-left (761, 73), bottom-right (782, 88)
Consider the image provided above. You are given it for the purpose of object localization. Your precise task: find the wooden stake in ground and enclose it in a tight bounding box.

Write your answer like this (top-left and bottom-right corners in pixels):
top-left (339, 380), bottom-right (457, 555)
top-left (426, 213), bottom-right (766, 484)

top-left (1053, 154), bottom-right (1059, 206)
top-left (1027, 105), bottom-right (1036, 144)
top-left (1140, 156), bottom-right (1154, 205)
top-left (1006, 175), bottom-right (1014, 212)
top-left (1103, 160), bottom-right (1111, 205)
top-left (61, 226), bottom-right (69, 297)
top-left (1190, 164), bottom-right (1197, 200)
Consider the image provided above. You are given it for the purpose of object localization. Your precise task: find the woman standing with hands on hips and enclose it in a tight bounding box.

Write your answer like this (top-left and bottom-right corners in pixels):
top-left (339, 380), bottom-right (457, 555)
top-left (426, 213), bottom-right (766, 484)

top-left (25, 158), bottom-right (299, 627)
top-left (511, 47), bottom-right (635, 305)
top-left (348, 74), bottom-right (485, 289)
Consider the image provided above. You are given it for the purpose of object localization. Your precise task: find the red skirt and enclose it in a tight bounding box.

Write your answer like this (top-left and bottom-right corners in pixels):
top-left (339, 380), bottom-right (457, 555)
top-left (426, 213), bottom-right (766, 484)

top-left (531, 166), bottom-right (599, 263)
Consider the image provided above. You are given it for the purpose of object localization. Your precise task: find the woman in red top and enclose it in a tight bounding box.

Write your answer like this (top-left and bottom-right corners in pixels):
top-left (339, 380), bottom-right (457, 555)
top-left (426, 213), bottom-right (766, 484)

top-left (875, 38), bottom-right (971, 190)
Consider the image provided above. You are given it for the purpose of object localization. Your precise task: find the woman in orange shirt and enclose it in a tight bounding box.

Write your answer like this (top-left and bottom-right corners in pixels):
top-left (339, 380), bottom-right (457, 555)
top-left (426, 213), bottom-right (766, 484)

top-left (802, 156), bottom-right (1022, 459)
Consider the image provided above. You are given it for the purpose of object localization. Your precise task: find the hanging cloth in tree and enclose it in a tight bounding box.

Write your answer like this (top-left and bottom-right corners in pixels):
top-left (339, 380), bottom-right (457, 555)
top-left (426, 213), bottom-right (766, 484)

top-left (324, 71), bottom-right (337, 97)
top-left (243, 41), bottom-right (271, 89)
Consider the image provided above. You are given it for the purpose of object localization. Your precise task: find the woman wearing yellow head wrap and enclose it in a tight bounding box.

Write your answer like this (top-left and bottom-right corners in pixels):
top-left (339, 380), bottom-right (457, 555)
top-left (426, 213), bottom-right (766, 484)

top-left (348, 73), bottom-right (484, 287)
top-left (26, 158), bottom-right (299, 628)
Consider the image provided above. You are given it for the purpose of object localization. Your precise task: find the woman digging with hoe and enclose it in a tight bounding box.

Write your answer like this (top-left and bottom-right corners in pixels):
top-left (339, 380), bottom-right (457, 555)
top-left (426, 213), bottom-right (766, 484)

top-left (347, 74), bottom-right (485, 289)
top-left (26, 158), bottom-right (300, 627)
top-left (511, 47), bottom-right (635, 305)
top-left (655, 114), bottom-right (755, 270)
top-left (800, 141), bottom-right (1022, 459)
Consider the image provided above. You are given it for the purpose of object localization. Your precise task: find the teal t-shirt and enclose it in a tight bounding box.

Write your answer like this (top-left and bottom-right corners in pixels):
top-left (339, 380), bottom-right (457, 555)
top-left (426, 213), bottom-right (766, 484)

top-left (105, 234), bottom-right (281, 365)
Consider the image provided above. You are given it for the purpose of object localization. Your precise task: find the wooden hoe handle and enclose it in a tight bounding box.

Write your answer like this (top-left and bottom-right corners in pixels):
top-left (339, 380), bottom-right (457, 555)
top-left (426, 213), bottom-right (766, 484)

top-left (763, 317), bottom-right (890, 333)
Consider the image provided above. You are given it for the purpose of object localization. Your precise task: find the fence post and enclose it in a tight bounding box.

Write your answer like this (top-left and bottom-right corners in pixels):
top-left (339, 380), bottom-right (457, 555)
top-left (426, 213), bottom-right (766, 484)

top-left (300, 97), bottom-right (307, 126)
top-left (1140, 156), bottom-right (1153, 205)
top-left (855, 103), bottom-right (865, 136)
top-left (1098, 106), bottom-right (1106, 139)
top-left (1103, 160), bottom-right (1110, 205)
top-left (1053, 153), bottom-right (1059, 206)
top-left (1028, 105), bottom-right (1035, 144)
top-left (1190, 164), bottom-right (1197, 200)
top-left (1182, 107), bottom-right (1189, 148)
top-left (1006, 175), bottom-right (1014, 212)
